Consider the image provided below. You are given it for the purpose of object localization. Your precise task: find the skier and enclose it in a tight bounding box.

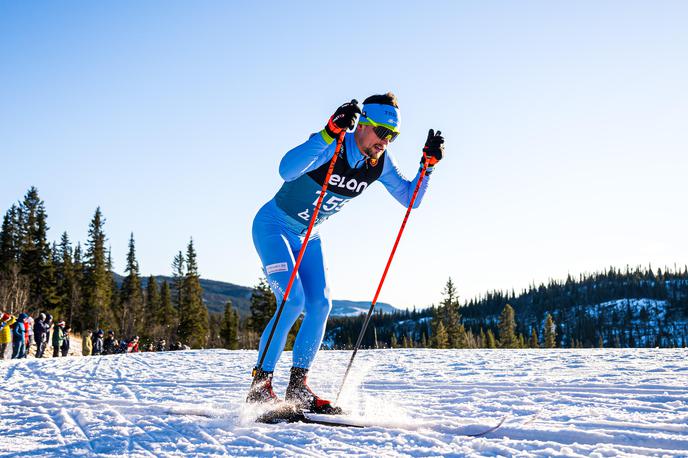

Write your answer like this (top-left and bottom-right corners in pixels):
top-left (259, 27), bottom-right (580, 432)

top-left (246, 93), bottom-right (444, 414)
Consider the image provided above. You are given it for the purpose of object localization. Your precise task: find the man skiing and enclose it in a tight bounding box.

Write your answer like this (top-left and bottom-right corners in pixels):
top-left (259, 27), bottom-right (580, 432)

top-left (247, 93), bottom-right (444, 414)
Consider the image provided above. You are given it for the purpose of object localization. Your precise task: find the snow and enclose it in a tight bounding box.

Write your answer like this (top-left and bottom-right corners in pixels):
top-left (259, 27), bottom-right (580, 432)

top-left (1, 348), bottom-right (687, 457)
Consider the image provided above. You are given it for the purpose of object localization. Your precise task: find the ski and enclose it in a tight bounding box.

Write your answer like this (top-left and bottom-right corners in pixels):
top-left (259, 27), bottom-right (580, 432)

top-left (464, 415), bottom-right (507, 437)
top-left (256, 404), bottom-right (507, 434)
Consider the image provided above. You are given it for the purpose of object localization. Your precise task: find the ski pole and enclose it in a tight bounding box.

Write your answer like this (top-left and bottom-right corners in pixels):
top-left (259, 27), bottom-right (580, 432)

top-left (256, 130), bottom-right (346, 373)
top-left (336, 157), bottom-right (431, 402)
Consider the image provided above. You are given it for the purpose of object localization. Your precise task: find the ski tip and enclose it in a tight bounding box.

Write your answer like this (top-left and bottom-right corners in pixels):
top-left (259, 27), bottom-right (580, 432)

top-left (465, 415), bottom-right (508, 437)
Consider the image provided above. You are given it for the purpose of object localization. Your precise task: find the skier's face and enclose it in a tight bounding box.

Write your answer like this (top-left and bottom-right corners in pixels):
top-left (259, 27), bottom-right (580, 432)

top-left (355, 124), bottom-right (390, 160)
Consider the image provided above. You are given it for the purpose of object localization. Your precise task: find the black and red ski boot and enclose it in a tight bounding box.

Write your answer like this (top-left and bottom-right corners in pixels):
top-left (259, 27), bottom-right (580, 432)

top-left (246, 367), bottom-right (279, 404)
top-left (285, 367), bottom-right (343, 415)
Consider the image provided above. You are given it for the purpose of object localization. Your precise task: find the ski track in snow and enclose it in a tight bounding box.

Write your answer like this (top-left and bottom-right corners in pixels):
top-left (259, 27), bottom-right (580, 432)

top-left (1, 349), bottom-right (687, 457)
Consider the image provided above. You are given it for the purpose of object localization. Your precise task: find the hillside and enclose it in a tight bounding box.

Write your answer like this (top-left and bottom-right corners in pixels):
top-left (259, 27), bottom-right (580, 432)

top-left (116, 274), bottom-right (398, 317)
top-left (325, 266), bottom-right (688, 349)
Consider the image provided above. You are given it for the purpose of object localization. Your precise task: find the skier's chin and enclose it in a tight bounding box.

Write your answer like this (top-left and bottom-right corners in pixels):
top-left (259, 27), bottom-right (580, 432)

top-left (364, 145), bottom-right (385, 160)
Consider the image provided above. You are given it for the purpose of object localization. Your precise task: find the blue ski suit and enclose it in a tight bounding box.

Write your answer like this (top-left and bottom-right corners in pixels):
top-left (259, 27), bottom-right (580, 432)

top-left (253, 129), bottom-right (432, 371)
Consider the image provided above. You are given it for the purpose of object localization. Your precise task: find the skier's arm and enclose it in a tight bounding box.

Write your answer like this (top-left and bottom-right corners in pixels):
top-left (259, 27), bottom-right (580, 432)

top-left (378, 153), bottom-right (432, 209)
top-left (379, 129), bottom-right (444, 208)
top-left (279, 100), bottom-right (360, 182)
top-left (278, 132), bottom-right (335, 181)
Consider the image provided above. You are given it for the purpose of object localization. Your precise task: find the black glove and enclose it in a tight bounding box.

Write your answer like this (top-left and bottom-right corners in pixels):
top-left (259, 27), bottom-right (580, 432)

top-left (421, 129), bottom-right (444, 167)
top-left (325, 99), bottom-right (361, 139)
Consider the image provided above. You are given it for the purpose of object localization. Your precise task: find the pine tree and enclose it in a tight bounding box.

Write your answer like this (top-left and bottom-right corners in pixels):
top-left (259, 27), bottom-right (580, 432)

top-left (402, 334), bottom-right (411, 348)
top-left (55, 232), bottom-right (80, 327)
top-left (0, 205), bottom-right (21, 272)
top-left (529, 327), bottom-right (539, 348)
top-left (145, 275), bottom-right (161, 330)
top-left (171, 251), bottom-right (185, 317)
top-left (177, 239), bottom-right (208, 348)
top-left (220, 300), bottom-right (240, 349)
top-left (544, 313), bottom-right (557, 348)
top-left (249, 277), bottom-right (277, 335)
top-left (479, 328), bottom-right (487, 348)
top-left (486, 329), bottom-right (496, 348)
top-left (119, 233), bottom-right (144, 337)
top-left (390, 333), bottom-right (398, 348)
top-left (435, 277), bottom-right (468, 348)
top-left (82, 208), bottom-right (114, 330)
top-left (17, 187), bottom-right (58, 310)
top-left (157, 280), bottom-right (177, 341)
top-left (497, 304), bottom-right (518, 348)
top-left (433, 321), bottom-right (449, 348)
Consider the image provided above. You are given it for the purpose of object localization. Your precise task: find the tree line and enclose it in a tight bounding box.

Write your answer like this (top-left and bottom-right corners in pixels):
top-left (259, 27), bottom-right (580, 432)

top-left (0, 187), bottom-right (215, 348)
top-left (324, 268), bottom-right (688, 349)
top-left (4, 187), bottom-right (687, 351)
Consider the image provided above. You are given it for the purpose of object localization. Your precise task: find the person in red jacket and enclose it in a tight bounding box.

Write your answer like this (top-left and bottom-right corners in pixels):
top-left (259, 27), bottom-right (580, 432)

top-left (126, 336), bottom-right (140, 353)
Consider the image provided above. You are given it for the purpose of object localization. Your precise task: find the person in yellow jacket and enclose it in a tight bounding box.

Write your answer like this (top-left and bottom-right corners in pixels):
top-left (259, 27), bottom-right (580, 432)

top-left (82, 329), bottom-right (93, 356)
top-left (0, 312), bottom-right (16, 359)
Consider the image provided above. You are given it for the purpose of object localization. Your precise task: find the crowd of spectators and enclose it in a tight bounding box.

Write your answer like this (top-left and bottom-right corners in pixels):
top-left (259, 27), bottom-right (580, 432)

top-left (1, 311), bottom-right (188, 360)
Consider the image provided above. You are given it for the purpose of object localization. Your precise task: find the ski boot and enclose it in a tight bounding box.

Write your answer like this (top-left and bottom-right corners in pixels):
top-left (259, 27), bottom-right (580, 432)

top-left (285, 367), bottom-right (343, 415)
top-left (246, 367), bottom-right (279, 404)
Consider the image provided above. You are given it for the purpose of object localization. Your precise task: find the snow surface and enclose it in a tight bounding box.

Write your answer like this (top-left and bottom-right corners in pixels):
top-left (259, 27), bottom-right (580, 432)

top-left (1, 348), bottom-right (687, 457)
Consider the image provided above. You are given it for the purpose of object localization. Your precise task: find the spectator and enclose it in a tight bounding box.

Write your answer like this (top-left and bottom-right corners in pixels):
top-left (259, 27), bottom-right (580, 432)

top-left (127, 336), bottom-right (140, 353)
top-left (61, 326), bottom-right (71, 356)
top-left (0, 313), bottom-right (15, 359)
top-left (52, 321), bottom-right (65, 357)
top-left (82, 330), bottom-right (93, 356)
top-left (103, 330), bottom-right (117, 355)
top-left (33, 313), bottom-right (49, 358)
top-left (118, 338), bottom-right (127, 354)
top-left (155, 338), bottom-right (166, 352)
top-left (25, 315), bottom-right (34, 358)
top-left (92, 329), bottom-right (104, 356)
top-left (11, 313), bottom-right (29, 359)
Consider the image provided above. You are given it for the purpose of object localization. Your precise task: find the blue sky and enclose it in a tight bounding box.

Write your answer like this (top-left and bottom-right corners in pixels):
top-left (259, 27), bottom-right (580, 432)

top-left (2, 1), bottom-right (687, 309)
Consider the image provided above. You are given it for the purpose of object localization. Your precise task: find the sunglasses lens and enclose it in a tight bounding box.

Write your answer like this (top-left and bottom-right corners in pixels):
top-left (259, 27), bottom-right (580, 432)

top-left (373, 125), bottom-right (399, 142)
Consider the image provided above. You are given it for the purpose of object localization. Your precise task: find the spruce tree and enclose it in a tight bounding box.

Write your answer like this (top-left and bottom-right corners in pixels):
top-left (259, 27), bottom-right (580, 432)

top-left (220, 300), bottom-right (240, 350)
top-left (544, 313), bottom-right (557, 348)
top-left (497, 304), bottom-right (518, 348)
top-left (158, 280), bottom-right (177, 330)
top-left (146, 275), bottom-right (161, 326)
top-left (390, 333), bottom-right (398, 348)
top-left (119, 233), bottom-right (144, 336)
top-left (82, 208), bottom-right (114, 330)
top-left (486, 329), bottom-right (497, 348)
top-left (177, 239), bottom-right (208, 348)
top-left (0, 205), bottom-right (21, 272)
top-left (71, 243), bottom-right (84, 330)
top-left (402, 334), bottom-right (411, 348)
top-left (55, 232), bottom-right (79, 326)
top-left (433, 321), bottom-right (449, 349)
top-left (171, 251), bottom-right (185, 318)
top-left (18, 187), bottom-right (58, 310)
top-left (249, 277), bottom-right (277, 334)
top-left (529, 327), bottom-right (539, 348)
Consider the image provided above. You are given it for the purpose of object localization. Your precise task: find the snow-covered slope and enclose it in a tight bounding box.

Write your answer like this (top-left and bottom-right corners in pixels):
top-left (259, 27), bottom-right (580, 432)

top-left (1, 349), bottom-right (687, 457)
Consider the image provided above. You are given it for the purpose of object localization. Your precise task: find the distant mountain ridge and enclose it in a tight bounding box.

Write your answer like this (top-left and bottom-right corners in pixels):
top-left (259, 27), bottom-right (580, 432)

top-left (114, 274), bottom-right (398, 317)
